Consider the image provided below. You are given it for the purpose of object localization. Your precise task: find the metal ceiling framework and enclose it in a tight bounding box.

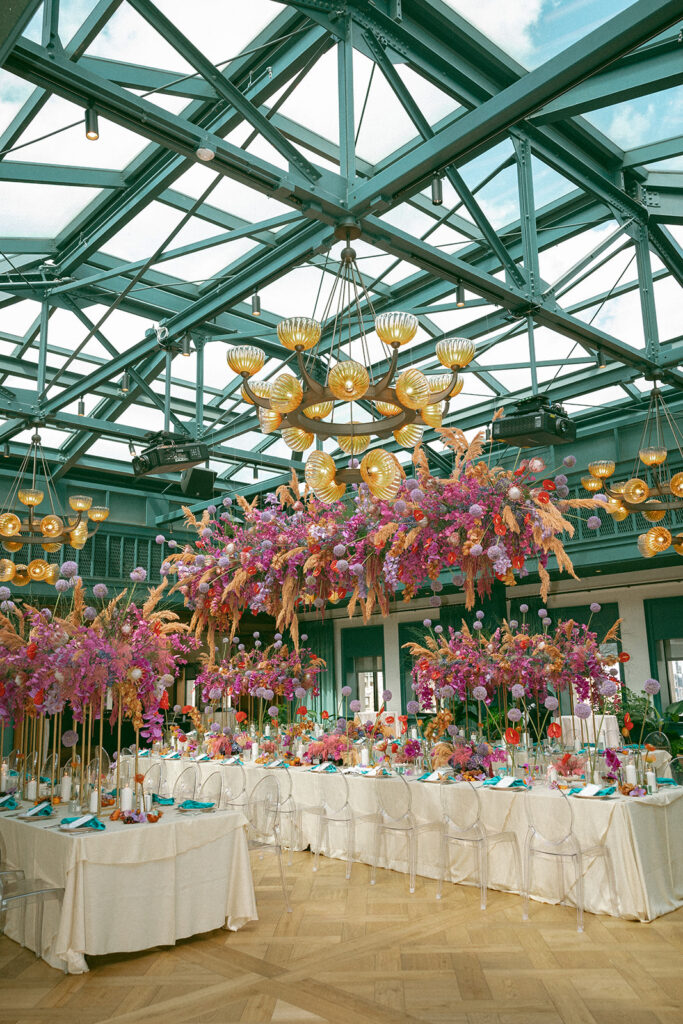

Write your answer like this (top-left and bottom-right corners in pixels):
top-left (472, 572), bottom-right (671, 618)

top-left (0, 0), bottom-right (681, 507)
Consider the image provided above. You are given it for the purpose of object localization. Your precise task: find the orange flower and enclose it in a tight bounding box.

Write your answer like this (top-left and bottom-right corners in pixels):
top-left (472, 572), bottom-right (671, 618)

top-left (235, 711), bottom-right (247, 723)
top-left (134, 773), bottom-right (145, 785)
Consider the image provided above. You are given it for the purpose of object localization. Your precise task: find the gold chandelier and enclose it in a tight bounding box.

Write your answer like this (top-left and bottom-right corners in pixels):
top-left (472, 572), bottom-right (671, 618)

top-left (582, 385), bottom-right (683, 558)
top-left (225, 227), bottom-right (474, 502)
top-left (0, 431), bottom-right (109, 586)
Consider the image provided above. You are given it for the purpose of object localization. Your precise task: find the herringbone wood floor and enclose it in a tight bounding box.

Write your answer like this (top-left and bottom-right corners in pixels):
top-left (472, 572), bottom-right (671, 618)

top-left (0, 851), bottom-right (681, 1024)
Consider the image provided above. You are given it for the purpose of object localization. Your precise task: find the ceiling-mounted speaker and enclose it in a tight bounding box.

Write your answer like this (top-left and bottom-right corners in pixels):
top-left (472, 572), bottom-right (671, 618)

top-left (180, 465), bottom-right (216, 499)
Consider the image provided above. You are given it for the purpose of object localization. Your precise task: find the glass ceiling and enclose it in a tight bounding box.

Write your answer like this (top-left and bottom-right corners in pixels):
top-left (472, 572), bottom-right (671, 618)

top-left (0, 0), bottom-right (681, 497)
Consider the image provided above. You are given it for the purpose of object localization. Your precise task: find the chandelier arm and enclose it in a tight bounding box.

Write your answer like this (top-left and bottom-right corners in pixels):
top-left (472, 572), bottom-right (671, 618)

top-left (370, 345), bottom-right (399, 394)
top-left (285, 406), bottom-right (414, 436)
top-left (424, 370), bottom-right (461, 405)
top-left (241, 378), bottom-right (276, 409)
top-left (294, 351), bottom-right (324, 395)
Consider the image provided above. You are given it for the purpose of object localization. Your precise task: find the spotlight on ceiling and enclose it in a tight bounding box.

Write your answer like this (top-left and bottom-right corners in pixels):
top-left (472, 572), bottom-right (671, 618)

top-left (181, 333), bottom-right (192, 357)
top-left (252, 292), bottom-right (261, 317)
top-left (596, 347), bottom-right (607, 369)
top-left (431, 174), bottom-right (443, 206)
top-left (3, 443), bottom-right (9, 458)
top-left (120, 371), bottom-right (130, 394)
top-left (456, 281), bottom-right (465, 307)
top-left (196, 139), bottom-right (215, 161)
top-left (78, 398), bottom-right (85, 416)
top-left (85, 107), bottom-right (99, 141)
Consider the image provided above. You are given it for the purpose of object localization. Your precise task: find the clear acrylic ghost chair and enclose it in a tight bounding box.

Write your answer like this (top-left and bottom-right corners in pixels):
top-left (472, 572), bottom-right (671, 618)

top-left (307, 771), bottom-right (357, 879)
top-left (274, 766), bottom-right (301, 859)
top-left (669, 755), bottom-right (683, 785)
top-left (7, 749), bottom-right (20, 774)
top-left (246, 775), bottom-right (291, 912)
top-left (173, 763), bottom-right (199, 802)
top-left (198, 770), bottom-right (223, 807)
top-left (0, 874), bottom-right (64, 966)
top-left (522, 789), bottom-right (618, 932)
top-left (437, 781), bottom-right (521, 909)
top-left (142, 761), bottom-right (161, 796)
top-left (221, 763), bottom-right (247, 810)
top-left (91, 746), bottom-right (111, 778)
top-left (0, 832), bottom-right (23, 883)
top-left (42, 753), bottom-right (59, 789)
top-left (370, 775), bottom-right (436, 893)
top-left (643, 731), bottom-right (672, 775)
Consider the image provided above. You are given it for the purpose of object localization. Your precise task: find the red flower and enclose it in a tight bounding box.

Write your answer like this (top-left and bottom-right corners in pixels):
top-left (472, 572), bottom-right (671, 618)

top-left (159, 690), bottom-right (169, 710)
top-left (321, 711), bottom-right (329, 720)
top-left (296, 707), bottom-right (307, 716)
top-left (494, 525), bottom-right (506, 536)
top-left (0, 683), bottom-right (4, 698)
top-left (536, 492), bottom-right (550, 504)
top-left (542, 479), bottom-right (556, 491)
top-left (618, 651), bottom-right (630, 663)
top-left (512, 555), bottom-right (525, 569)
top-left (447, 551), bottom-right (457, 565)
top-left (504, 727), bottom-right (520, 745)
top-left (235, 711), bottom-right (247, 723)
top-left (623, 712), bottom-right (634, 732)
top-left (32, 689), bottom-right (44, 706)
top-left (247, 566), bottom-right (258, 576)
top-left (514, 467), bottom-right (525, 477)
top-left (385, 716), bottom-right (395, 725)
top-left (26, 642), bottom-right (37, 661)
top-left (547, 722), bottom-right (562, 739)
top-left (309, 544), bottom-right (320, 554)
top-left (181, 705), bottom-right (193, 714)
top-left (413, 510), bottom-right (425, 522)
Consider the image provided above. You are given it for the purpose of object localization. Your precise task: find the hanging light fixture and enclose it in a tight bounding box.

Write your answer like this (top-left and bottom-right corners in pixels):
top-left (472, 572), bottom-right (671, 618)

top-left (431, 174), bottom-right (443, 206)
top-left (586, 384), bottom-right (683, 559)
top-left (77, 398), bottom-right (85, 416)
top-left (181, 333), bottom-right (192, 357)
top-left (3, 443), bottom-right (9, 458)
top-left (226, 223), bottom-right (472, 502)
top-left (120, 370), bottom-right (130, 393)
top-left (0, 431), bottom-right (108, 585)
top-left (195, 137), bottom-right (215, 161)
top-left (85, 107), bottom-right (99, 141)
top-left (456, 281), bottom-right (465, 308)
top-left (251, 292), bottom-right (261, 317)
top-left (596, 347), bottom-right (607, 369)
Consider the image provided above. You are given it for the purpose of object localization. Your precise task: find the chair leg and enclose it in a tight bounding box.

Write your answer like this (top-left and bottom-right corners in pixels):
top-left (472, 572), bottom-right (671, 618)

top-left (34, 899), bottom-right (44, 959)
top-left (345, 819), bottom-right (354, 881)
top-left (19, 899), bottom-right (27, 948)
top-left (556, 856), bottom-right (565, 906)
top-left (574, 852), bottom-right (585, 933)
top-left (522, 832), bottom-right (533, 921)
top-left (276, 844), bottom-right (292, 914)
top-left (408, 833), bottom-right (416, 894)
top-left (478, 841), bottom-right (488, 911)
top-left (371, 825), bottom-right (382, 886)
top-left (603, 848), bottom-right (619, 918)
top-left (313, 813), bottom-right (324, 873)
top-left (436, 831), bottom-right (447, 900)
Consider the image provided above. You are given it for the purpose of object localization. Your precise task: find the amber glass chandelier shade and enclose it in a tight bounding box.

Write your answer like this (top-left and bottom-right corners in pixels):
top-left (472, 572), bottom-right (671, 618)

top-left (305, 451), bottom-right (336, 490)
top-left (395, 368), bottom-right (429, 410)
top-left (282, 427), bottom-right (314, 452)
top-left (375, 400), bottom-right (401, 417)
top-left (427, 373), bottom-right (463, 398)
top-left (623, 478), bottom-right (650, 504)
top-left (337, 434), bottom-right (370, 454)
top-left (87, 507), bottom-right (110, 522)
top-left (637, 535), bottom-right (656, 558)
top-left (2, 540), bottom-right (23, 552)
top-left (0, 558), bottom-right (15, 582)
top-left (258, 408), bottom-right (283, 433)
top-left (277, 317), bottom-right (321, 351)
top-left (588, 460), bottom-right (615, 479)
top-left (581, 476), bottom-right (602, 492)
top-left (421, 402), bottom-right (443, 428)
top-left (313, 481), bottom-right (346, 504)
top-left (328, 360), bottom-right (369, 401)
top-left (303, 401), bottom-right (334, 420)
top-left (241, 381), bottom-right (273, 405)
top-left (611, 481), bottom-right (626, 494)
top-left (669, 472), bottom-right (683, 497)
top-left (12, 564), bottom-right (30, 586)
top-left (226, 346), bottom-right (265, 377)
top-left (639, 446), bottom-right (668, 466)
top-left (644, 526), bottom-right (672, 553)
top-left (436, 337), bottom-right (476, 369)
top-left (41, 542), bottom-right (61, 553)
top-left (44, 564), bottom-right (60, 585)
top-left (18, 488), bottom-right (43, 507)
top-left (642, 501), bottom-right (666, 523)
top-left (68, 494), bottom-right (93, 512)
top-left (611, 506), bottom-right (630, 522)
top-left (27, 558), bottom-right (49, 581)
top-left (374, 312), bottom-right (418, 347)
top-left (393, 424), bottom-right (423, 447)
top-left (673, 534), bottom-right (683, 556)
top-left (40, 513), bottom-right (63, 537)
top-left (360, 449), bottom-right (400, 498)
top-left (270, 373), bottom-right (303, 413)
top-left (0, 513), bottom-right (21, 537)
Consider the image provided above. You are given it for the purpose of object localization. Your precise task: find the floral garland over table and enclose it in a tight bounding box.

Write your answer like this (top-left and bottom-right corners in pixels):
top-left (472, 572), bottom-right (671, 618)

top-left (162, 433), bottom-right (601, 645)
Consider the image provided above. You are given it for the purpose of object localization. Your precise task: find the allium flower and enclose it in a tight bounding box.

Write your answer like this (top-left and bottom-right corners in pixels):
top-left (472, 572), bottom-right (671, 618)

top-left (93, 583), bottom-right (108, 598)
top-left (200, 528), bottom-right (212, 540)
top-left (55, 579), bottom-right (69, 593)
top-left (575, 702), bottom-right (592, 720)
top-left (0, 586), bottom-right (9, 600)
top-left (507, 708), bottom-right (522, 722)
top-left (511, 683), bottom-right (525, 699)
top-left (509, 620), bottom-right (518, 629)
top-left (406, 700), bottom-right (420, 715)
top-left (62, 730), bottom-right (78, 747)
top-left (473, 621), bottom-right (482, 630)
top-left (472, 686), bottom-right (488, 701)
top-left (130, 566), bottom-right (147, 582)
top-left (520, 603), bottom-right (528, 613)
top-left (590, 602), bottom-right (601, 613)
top-left (544, 696), bottom-right (559, 711)
top-left (429, 595), bottom-right (441, 607)
top-left (267, 706), bottom-right (279, 718)
top-left (263, 688), bottom-right (274, 701)
top-left (538, 608), bottom-right (547, 617)
top-left (336, 559), bottom-right (349, 572)
top-left (470, 543), bottom-right (483, 557)
top-left (469, 504), bottom-right (484, 517)
top-left (554, 474), bottom-right (567, 485)
top-left (198, 582), bottom-right (209, 594)
top-left (600, 679), bottom-right (618, 698)
top-left (83, 606), bottom-right (96, 621)
top-left (563, 454), bottom-right (577, 467)
top-left (294, 687), bottom-right (306, 699)
top-left (207, 505), bottom-right (216, 515)
top-left (382, 689), bottom-right (392, 701)
top-left (556, 485), bottom-right (570, 497)
top-left (349, 699), bottom-right (361, 712)
top-left (587, 516), bottom-right (601, 530)
top-left (155, 534), bottom-right (165, 544)
top-left (168, 539), bottom-right (177, 548)
top-left (423, 619), bottom-right (432, 627)
top-left (394, 500), bottom-right (407, 515)
top-left (434, 625), bottom-right (443, 634)
top-left (341, 686), bottom-right (352, 697)
top-left (222, 496), bottom-right (232, 507)
top-left (542, 617), bottom-right (552, 627)
top-left (644, 678), bottom-right (660, 695)
top-left (475, 610), bottom-right (484, 620)
top-left (333, 544), bottom-right (346, 558)
top-left (446, 724), bottom-right (458, 737)
top-left (60, 560), bottom-right (79, 578)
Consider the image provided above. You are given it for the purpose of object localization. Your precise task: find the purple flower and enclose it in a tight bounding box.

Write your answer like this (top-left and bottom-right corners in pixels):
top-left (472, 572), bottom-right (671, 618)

top-left (447, 724), bottom-right (458, 737)
top-left (429, 595), bottom-right (441, 607)
top-left (556, 485), bottom-right (570, 497)
top-left (542, 617), bottom-right (552, 627)
top-left (486, 545), bottom-right (503, 561)
top-left (554, 474), bottom-right (568, 485)
top-left (520, 603), bottom-right (528, 613)
top-left (538, 608), bottom-right (547, 618)
top-left (411, 488), bottom-right (424, 502)
top-left (301, 634), bottom-right (308, 642)
top-left (382, 689), bottom-right (392, 701)
top-left (511, 684), bottom-right (525, 699)
top-left (600, 679), bottom-right (618, 698)
top-left (423, 619), bottom-right (432, 628)
top-left (589, 602), bottom-right (601, 613)
top-left (406, 700), bottom-right (420, 715)
top-left (507, 708), bottom-right (522, 722)
top-left (83, 606), bottom-right (96, 621)
top-left (594, 493), bottom-right (608, 504)
top-left (168, 539), bottom-right (177, 548)
top-left (394, 500), bottom-right (407, 515)
top-left (509, 619), bottom-right (518, 629)
top-left (470, 544), bottom-right (483, 557)
top-left (472, 686), bottom-right (488, 701)
top-left (93, 583), bottom-right (108, 598)
top-left (333, 544), bottom-right (346, 558)
top-left (563, 454), bottom-right (577, 467)
top-left (294, 687), bottom-right (306, 699)
top-left (263, 689), bottom-right (274, 701)
top-left (575, 703), bottom-right (592, 720)
top-left (207, 505), bottom-right (216, 515)
top-left (587, 516), bottom-right (601, 530)
top-left (349, 699), bottom-right (361, 712)
top-left (336, 559), bottom-right (349, 572)
top-left (644, 678), bottom-right (660, 695)
top-left (405, 478), bottom-right (419, 491)
top-left (544, 696), bottom-right (559, 711)
top-left (434, 625), bottom-right (443, 634)
top-left (469, 504), bottom-right (484, 517)
top-left (200, 528), bottom-right (212, 540)
top-left (0, 586), bottom-right (9, 601)
top-left (475, 610), bottom-right (484, 620)
top-left (130, 566), bottom-right (147, 582)
top-left (198, 582), bottom-right (209, 593)
top-left (60, 560), bottom-right (79, 578)
top-left (267, 706), bottom-right (279, 718)
top-left (62, 730), bottom-right (78, 748)
top-left (473, 621), bottom-right (482, 630)
top-left (55, 579), bottom-right (69, 593)
top-left (155, 534), bottom-right (165, 545)
top-left (341, 686), bottom-right (352, 697)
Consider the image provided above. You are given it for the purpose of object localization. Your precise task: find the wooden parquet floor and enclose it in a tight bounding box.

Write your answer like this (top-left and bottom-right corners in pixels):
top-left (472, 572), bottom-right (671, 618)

top-left (0, 851), bottom-right (681, 1024)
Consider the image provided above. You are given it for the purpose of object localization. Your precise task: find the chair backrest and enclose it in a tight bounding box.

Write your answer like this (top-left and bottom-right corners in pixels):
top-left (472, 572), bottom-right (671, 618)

top-left (525, 789), bottom-right (575, 845)
top-left (643, 730), bottom-right (671, 752)
top-left (376, 774), bottom-right (412, 822)
top-left (43, 753), bottom-right (59, 784)
top-left (440, 780), bottom-right (481, 832)
top-left (92, 745), bottom-right (111, 777)
top-left (317, 770), bottom-right (349, 814)
top-left (173, 764), bottom-right (199, 801)
top-left (670, 755), bottom-right (683, 786)
top-left (222, 763), bottom-right (246, 803)
top-left (274, 766), bottom-right (293, 805)
top-left (87, 757), bottom-right (101, 785)
top-left (247, 775), bottom-right (280, 840)
top-left (7, 749), bottom-right (19, 773)
top-left (142, 761), bottom-right (161, 794)
top-left (199, 770), bottom-right (223, 806)
top-left (64, 754), bottom-right (81, 772)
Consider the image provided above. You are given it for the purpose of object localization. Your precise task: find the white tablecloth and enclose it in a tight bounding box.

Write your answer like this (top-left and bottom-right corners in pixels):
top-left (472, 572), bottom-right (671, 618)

top-left (560, 714), bottom-right (621, 749)
top-left (0, 806), bottom-right (257, 973)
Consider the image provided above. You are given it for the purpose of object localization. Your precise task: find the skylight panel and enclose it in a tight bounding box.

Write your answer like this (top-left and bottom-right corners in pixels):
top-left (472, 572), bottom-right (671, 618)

top-left (0, 182), bottom-right (100, 236)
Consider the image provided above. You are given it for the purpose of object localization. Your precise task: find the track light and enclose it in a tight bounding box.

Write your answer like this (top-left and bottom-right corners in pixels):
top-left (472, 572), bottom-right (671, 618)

top-left (181, 333), bottom-right (192, 357)
top-left (128, 441), bottom-right (136, 457)
top-left (78, 398), bottom-right (85, 416)
top-left (253, 465), bottom-right (258, 480)
top-left (431, 174), bottom-right (443, 206)
top-left (3, 443), bottom-right (9, 458)
top-left (596, 347), bottom-right (607, 369)
top-left (120, 371), bottom-right (130, 393)
top-left (85, 107), bottom-right (99, 141)
top-left (456, 281), bottom-right (465, 307)
top-left (252, 292), bottom-right (261, 317)
top-left (196, 138), bottom-right (215, 161)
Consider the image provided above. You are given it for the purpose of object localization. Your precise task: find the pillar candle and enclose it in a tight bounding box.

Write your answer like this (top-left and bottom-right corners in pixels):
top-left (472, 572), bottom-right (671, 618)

top-left (360, 747), bottom-right (370, 766)
top-left (251, 742), bottom-right (259, 761)
top-left (0, 764), bottom-right (8, 792)
top-left (625, 764), bottom-right (637, 785)
top-left (89, 788), bottom-right (98, 814)
top-left (26, 778), bottom-right (37, 801)
top-left (144, 793), bottom-right (153, 812)
top-left (120, 785), bottom-right (133, 811)
top-left (60, 773), bottom-right (72, 803)
top-left (646, 771), bottom-right (657, 795)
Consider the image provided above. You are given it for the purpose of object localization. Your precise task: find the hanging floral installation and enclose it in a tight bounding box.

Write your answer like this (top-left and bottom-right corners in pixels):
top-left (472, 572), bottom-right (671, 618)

top-left (164, 432), bottom-right (601, 644)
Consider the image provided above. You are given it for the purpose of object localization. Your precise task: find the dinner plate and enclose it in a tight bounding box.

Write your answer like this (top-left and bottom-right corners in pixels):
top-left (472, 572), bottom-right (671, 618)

top-left (58, 822), bottom-right (105, 832)
top-left (570, 793), bottom-right (617, 800)
top-left (17, 810), bottom-right (54, 820)
top-left (177, 805), bottom-right (215, 814)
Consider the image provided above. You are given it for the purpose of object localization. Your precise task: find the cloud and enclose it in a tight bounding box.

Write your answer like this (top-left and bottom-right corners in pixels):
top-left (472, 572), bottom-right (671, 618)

top-left (607, 102), bottom-right (656, 149)
top-left (442, 0), bottom-right (546, 64)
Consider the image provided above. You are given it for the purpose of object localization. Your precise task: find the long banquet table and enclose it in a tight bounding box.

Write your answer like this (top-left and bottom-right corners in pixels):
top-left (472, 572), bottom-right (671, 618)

top-left (0, 805), bottom-right (257, 973)
top-left (149, 755), bottom-right (683, 922)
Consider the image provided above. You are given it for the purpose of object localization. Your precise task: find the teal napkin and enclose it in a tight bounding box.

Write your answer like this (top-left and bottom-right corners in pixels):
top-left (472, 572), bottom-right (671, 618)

top-left (40, 776), bottom-right (51, 784)
top-left (568, 786), bottom-right (615, 796)
top-left (482, 777), bottom-right (528, 788)
top-left (656, 777), bottom-right (677, 786)
top-left (308, 763), bottom-right (337, 773)
top-left (162, 753), bottom-right (180, 760)
top-left (62, 815), bottom-right (105, 830)
top-left (152, 794), bottom-right (174, 805)
top-left (8, 769), bottom-right (18, 777)
top-left (25, 803), bottom-right (52, 817)
top-left (178, 799), bottom-right (214, 810)
top-left (0, 796), bottom-right (18, 810)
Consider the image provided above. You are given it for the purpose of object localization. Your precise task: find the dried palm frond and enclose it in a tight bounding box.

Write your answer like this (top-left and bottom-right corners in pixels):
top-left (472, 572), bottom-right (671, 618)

top-left (142, 578), bottom-right (168, 618)
top-left (602, 619), bottom-right (622, 643)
